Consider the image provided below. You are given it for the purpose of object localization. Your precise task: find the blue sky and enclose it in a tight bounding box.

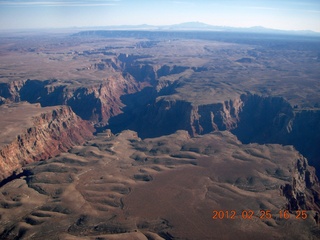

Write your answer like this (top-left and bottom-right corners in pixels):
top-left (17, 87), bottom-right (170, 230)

top-left (0, 0), bottom-right (319, 31)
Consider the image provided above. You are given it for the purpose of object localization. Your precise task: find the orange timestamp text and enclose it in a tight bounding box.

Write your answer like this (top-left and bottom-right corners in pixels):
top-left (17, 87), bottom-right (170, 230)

top-left (212, 210), bottom-right (308, 220)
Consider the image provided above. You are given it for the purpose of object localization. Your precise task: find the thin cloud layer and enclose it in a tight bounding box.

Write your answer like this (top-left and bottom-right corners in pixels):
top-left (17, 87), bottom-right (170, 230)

top-left (0, 0), bottom-right (120, 7)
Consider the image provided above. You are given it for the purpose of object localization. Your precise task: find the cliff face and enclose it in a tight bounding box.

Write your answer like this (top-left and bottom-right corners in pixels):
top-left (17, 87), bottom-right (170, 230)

top-left (65, 75), bottom-right (142, 125)
top-left (282, 110), bottom-right (320, 172)
top-left (282, 156), bottom-right (320, 211)
top-left (0, 80), bottom-right (25, 102)
top-left (109, 92), bottom-right (318, 142)
top-left (0, 54), bottom-right (193, 127)
top-left (0, 105), bottom-right (94, 182)
top-left (116, 94), bottom-right (260, 138)
top-left (233, 95), bottom-right (320, 172)
top-left (134, 98), bottom-right (194, 138)
top-left (232, 94), bottom-right (294, 143)
top-left (108, 92), bottom-right (320, 177)
top-left (189, 94), bottom-right (294, 138)
top-left (0, 75), bottom-right (143, 125)
top-left (194, 98), bottom-right (244, 134)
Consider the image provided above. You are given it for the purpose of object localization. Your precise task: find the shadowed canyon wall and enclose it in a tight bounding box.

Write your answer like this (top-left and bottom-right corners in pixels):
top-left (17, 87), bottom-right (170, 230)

top-left (0, 54), bottom-right (191, 126)
top-left (0, 76), bottom-right (141, 125)
top-left (232, 94), bottom-right (320, 174)
top-left (108, 91), bottom-right (320, 176)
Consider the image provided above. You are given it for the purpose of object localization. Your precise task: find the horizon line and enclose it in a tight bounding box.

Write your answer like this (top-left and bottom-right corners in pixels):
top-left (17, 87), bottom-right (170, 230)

top-left (1, 22), bottom-right (319, 35)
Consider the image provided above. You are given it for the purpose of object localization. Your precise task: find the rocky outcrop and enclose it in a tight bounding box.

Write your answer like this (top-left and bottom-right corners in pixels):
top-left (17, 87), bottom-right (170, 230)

top-left (0, 75), bottom-right (144, 125)
top-left (195, 97), bottom-right (244, 134)
top-left (282, 156), bottom-right (320, 211)
top-left (0, 96), bottom-right (6, 105)
top-left (112, 94), bottom-right (244, 138)
top-left (232, 94), bottom-right (294, 143)
top-left (133, 98), bottom-right (194, 138)
top-left (65, 75), bottom-right (143, 125)
top-left (0, 105), bottom-right (94, 182)
top-left (0, 80), bottom-right (25, 102)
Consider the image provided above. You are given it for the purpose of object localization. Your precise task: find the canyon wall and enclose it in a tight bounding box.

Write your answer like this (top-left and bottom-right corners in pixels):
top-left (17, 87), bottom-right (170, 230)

top-left (1, 76), bottom-right (319, 176)
top-left (282, 155), bottom-right (320, 211)
top-left (0, 80), bottom-right (25, 102)
top-left (114, 93), bottom-right (291, 138)
top-left (109, 92), bottom-right (320, 176)
top-left (232, 95), bottom-right (320, 173)
top-left (0, 76), bottom-right (142, 125)
top-left (0, 55), bottom-right (191, 126)
top-left (0, 105), bottom-right (94, 182)
top-left (0, 54), bottom-right (319, 177)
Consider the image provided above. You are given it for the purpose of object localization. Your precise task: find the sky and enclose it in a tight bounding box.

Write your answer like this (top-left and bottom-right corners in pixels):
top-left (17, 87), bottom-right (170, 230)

top-left (0, 0), bottom-right (320, 32)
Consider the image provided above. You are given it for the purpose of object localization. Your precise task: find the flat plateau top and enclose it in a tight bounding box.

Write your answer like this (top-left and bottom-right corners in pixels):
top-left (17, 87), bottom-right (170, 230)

top-left (1, 34), bottom-right (319, 107)
top-left (0, 102), bottom-right (57, 148)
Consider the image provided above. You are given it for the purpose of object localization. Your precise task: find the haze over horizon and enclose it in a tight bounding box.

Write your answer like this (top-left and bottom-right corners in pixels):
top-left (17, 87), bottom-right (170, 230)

top-left (0, 0), bottom-right (320, 32)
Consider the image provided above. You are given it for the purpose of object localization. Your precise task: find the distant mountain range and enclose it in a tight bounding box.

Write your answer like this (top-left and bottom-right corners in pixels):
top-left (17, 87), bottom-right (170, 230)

top-left (83, 22), bottom-right (320, 36)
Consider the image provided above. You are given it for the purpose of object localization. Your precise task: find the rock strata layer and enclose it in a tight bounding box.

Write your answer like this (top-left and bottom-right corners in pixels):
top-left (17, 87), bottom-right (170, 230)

top-left (0, 103), bottom-right (94, 182)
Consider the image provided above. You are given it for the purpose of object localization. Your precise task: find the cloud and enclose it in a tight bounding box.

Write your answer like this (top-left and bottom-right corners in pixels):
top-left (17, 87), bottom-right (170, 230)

top-left (0, 0), bottom-right (120, 7)
top-left (289, 1), bottom-right (319, 7)
top-left (305, 10), bottom-right (320, 13)
top-left (246, 6), bottom-right (279, 11)
top-left (245, 4), bottom-right (320, 13)
top-left (172, 1), bottom-right (194, 4)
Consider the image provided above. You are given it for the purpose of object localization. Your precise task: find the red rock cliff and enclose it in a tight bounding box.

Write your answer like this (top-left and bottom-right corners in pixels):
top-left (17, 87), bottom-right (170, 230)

top-left (0, 105), bottom-right (94, 182)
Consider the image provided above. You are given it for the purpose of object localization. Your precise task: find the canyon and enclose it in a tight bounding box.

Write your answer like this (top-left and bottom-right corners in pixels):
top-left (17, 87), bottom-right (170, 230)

top-left (0, 30), bottom-right (320, 239)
